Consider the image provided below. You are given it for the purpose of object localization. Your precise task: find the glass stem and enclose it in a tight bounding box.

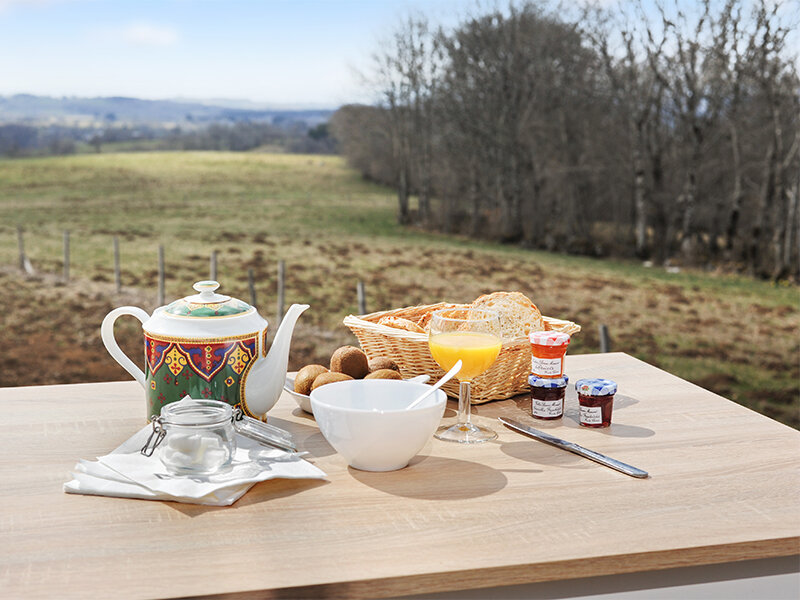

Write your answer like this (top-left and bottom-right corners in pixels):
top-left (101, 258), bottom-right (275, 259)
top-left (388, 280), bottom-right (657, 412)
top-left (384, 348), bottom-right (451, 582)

top-left (458, 380), bottom-right (471, 426)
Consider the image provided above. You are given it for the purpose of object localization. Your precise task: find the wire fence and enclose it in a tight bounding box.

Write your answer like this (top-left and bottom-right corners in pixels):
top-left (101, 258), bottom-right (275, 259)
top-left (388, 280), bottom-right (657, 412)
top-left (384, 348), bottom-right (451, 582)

top-left (12, 225), bottom-right (370, 328)
top-left (11, 225), bottom-right (610, 351)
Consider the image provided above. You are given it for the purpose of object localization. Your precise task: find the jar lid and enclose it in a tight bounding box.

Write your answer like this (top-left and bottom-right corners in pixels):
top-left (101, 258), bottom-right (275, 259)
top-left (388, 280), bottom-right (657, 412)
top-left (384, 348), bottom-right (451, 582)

top-left (575, 378), bottom-right (617, 396)
top-left (163, 281), bottom-right (253, 318)
top-left (160, 398), bottom-right (232, 426)
top-left (529, 331), bottom-right (571, 346)
top-left (529, 374), bottom-right (569, 388)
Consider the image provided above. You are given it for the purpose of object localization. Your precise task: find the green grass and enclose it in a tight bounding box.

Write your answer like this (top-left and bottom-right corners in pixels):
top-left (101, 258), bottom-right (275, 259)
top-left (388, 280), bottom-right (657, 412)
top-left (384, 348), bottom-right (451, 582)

top-left (1, 151), bottom-right (797, 427)
top-left (0, 152), bottom-right (397, 274)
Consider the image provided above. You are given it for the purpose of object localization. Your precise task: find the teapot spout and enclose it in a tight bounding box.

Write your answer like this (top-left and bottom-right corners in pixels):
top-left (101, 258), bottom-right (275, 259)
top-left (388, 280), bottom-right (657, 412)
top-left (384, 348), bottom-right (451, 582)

top-left (244, 303), bottom-right (309, 417)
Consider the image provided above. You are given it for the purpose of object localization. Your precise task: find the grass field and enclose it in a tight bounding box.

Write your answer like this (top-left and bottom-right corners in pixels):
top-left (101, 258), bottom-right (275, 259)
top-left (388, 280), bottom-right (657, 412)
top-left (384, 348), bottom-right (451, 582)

top-left (1, 152), bottom-right (798, 427)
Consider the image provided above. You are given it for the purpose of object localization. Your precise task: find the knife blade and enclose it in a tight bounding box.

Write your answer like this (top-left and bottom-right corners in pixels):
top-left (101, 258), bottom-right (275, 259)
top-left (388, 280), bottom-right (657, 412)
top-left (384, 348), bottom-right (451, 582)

top-left (498, 417), bottom-right (649, 479)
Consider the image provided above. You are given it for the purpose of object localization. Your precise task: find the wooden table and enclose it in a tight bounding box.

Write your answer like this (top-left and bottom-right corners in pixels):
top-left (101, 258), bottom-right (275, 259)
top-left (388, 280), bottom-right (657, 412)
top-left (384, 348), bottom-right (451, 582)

top-left (1, 353), bottom-right (798, 599)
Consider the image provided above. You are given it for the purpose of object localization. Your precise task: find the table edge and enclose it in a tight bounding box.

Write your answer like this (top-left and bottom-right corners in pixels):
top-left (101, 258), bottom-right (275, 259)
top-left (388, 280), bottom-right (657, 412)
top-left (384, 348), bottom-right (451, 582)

top-left (176, 536), bottom-right (800, 600)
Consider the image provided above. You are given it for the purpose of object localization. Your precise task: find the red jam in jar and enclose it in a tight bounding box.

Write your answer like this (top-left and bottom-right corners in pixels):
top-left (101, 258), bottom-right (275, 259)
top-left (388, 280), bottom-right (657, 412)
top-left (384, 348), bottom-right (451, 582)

top-left (529, 374), bottom-right (568, 420)
top-left (529, 331), bottom-right (570, 378)
top-left (576, 378), bottom-right (617, 428)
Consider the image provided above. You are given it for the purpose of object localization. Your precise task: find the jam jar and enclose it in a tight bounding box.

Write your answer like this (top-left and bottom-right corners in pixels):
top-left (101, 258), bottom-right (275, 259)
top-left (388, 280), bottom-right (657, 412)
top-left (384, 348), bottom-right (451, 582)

top-left (575, 378), bottom-right (617, 428)
top-left (529, 331), bottom-right (570, 378)
top-left (529, 374), bottom-right (569, 420)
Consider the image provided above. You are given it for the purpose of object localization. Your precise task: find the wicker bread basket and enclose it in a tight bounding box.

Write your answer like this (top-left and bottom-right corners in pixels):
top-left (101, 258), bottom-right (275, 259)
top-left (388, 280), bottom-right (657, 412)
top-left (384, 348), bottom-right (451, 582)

top-left (343, 303), bottom-right (581, 403)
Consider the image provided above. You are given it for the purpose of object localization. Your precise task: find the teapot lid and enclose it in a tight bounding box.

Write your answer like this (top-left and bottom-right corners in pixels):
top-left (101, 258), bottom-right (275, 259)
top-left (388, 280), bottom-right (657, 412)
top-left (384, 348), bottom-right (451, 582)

top-left (164, 281), bottom-right (253, 318)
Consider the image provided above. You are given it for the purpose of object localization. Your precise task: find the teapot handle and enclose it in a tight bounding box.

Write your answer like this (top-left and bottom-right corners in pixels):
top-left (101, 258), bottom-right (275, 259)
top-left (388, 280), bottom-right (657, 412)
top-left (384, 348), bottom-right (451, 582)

top-left (101, 306), bottom-right (150, 388)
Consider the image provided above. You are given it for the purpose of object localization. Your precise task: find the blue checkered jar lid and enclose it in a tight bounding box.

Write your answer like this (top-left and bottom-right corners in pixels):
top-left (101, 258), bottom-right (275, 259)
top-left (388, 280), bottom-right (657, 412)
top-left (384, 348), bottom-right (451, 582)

top-left (575, 378), bottom-right (617, 396)
top-left (529, 374), bottom-right (569, 388)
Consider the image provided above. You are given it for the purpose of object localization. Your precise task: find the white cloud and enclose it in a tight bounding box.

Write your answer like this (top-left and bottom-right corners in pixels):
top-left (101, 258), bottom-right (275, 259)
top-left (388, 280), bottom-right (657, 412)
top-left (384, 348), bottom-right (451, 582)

top-left (121, 22), bottom-right (179, 47)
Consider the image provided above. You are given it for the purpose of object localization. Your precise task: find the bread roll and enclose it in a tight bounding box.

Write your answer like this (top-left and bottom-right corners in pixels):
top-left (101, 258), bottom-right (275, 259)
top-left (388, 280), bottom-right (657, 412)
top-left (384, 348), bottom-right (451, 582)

top-left (368, 357), bottom-right (400, 373)
top-left (365, 369), bottom-right (402, 380)
top-left (311, 372), bottom-right (353, 391)
top-left (330, 345), bottom-right (370, 379)
top-left (294, 364), bottom-right (328, 395)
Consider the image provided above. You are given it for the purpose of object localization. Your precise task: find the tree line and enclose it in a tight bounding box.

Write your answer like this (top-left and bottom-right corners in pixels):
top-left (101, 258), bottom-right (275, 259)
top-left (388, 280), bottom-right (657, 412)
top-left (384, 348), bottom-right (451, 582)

top-left (0, 120), bottom-right (337, 157)
top-left (330, 0), bottom-right (800, 279)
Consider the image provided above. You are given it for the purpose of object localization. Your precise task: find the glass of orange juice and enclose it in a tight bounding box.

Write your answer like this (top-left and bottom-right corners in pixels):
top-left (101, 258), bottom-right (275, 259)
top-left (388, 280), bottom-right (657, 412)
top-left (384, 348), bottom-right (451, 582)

top-left (428, 308), bottom-right (502, 443)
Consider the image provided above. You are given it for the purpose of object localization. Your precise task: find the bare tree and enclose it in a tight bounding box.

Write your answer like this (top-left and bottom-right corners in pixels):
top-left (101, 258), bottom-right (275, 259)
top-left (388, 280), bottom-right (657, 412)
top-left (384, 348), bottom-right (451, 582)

top-left (588, 4), bottom-right (669, 259)
top-left (334, 0), bottom-right (800, 278)
top-left (368, 16), bottom-right (441, 226)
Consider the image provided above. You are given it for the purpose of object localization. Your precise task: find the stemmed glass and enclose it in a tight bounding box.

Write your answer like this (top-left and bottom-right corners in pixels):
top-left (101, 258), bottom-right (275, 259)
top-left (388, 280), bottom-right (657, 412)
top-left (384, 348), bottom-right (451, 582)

top-left (428, 308), bottom-right (502, 443)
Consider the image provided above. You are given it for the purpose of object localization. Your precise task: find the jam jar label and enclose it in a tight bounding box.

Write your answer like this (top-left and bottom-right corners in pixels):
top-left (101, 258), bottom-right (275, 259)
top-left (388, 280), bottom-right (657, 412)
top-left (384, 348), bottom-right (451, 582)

top-left (580, 405), bottom-right (603, 425)
top-left (532, 399), bottom-right (563, 418)
top-left (531, 356), bottom-right (563, 377)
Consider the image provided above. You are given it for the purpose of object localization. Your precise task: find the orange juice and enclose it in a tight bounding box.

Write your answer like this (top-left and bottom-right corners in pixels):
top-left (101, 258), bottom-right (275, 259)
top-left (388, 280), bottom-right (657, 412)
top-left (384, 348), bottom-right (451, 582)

top-left (428, 332), bottom-right (502, 381)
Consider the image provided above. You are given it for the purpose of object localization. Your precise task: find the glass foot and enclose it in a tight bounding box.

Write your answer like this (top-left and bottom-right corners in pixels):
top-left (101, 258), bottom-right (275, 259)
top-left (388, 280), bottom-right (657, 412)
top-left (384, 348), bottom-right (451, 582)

top-left (435, 422), bottom-right (497, 444)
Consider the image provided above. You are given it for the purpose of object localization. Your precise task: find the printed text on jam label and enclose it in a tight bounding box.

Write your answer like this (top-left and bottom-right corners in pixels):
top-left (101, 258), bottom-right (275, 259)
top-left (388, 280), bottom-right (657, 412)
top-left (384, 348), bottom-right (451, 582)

top-left (531, 356), bottom-right (562, 377)
top-left (580, 405), bottom-right (603, 425)
top-left (533, 399), bottom-right (563, 418)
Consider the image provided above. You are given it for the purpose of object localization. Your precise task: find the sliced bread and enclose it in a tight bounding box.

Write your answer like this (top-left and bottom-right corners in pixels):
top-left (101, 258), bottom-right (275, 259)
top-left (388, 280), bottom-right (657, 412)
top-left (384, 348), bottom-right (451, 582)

top-left (471, 291), bottom-right (545, 340)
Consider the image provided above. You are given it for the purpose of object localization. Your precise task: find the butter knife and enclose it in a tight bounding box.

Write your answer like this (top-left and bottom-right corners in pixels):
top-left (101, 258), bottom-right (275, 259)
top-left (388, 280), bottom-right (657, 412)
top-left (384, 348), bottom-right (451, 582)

top-left (498, 417), bottom-right (649, 479)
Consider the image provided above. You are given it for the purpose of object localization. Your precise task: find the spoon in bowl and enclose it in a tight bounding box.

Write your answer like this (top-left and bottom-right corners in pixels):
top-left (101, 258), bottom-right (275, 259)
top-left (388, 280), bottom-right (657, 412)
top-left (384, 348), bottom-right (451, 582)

top-left (406, 360), bottom-right (462, 410)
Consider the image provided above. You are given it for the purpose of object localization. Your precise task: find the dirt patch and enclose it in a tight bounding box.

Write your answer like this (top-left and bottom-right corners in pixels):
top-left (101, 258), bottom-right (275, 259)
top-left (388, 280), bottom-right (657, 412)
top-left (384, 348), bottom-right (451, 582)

top-left (694, 372), bottom-right (738, 396)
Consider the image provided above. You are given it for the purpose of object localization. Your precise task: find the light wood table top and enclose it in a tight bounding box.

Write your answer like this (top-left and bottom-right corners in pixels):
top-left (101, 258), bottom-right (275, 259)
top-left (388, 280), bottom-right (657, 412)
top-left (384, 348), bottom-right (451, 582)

top-left (1, 353), bottom-right (798, 599)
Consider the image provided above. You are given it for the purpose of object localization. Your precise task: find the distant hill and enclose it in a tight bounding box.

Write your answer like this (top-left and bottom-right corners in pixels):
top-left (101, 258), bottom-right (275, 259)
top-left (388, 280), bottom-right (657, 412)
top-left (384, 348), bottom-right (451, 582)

top-left (0, 94), bottom-right (333, 126)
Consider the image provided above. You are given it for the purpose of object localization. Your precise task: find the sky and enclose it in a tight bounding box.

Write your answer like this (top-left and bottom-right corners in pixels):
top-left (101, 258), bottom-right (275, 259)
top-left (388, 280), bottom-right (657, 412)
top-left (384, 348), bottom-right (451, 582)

top-left (0, 0), bottom-right (466, 108)
top-left (0, 0), bottom-right (796, 109)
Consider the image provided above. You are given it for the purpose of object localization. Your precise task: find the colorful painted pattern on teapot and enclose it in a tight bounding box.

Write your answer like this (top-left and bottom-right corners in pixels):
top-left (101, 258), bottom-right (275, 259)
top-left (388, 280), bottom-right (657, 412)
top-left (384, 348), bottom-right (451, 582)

top-left (164, 298), bottom-right (253, 318)
top-left (143, 331), bottom-right (259, 419)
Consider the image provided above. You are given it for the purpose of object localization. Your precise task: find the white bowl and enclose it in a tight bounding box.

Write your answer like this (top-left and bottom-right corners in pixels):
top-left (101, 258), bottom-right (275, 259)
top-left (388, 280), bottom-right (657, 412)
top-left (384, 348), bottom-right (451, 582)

top-left (310, 380), bottom-right (447, 472)
top-left (285, 374), bottom-right (430, 414)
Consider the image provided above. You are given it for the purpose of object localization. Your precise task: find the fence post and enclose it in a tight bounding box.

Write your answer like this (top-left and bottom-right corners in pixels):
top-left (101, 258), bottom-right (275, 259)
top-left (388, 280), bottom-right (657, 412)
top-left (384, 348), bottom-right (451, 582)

top-left (599, 324), bottom-right (610, 353)
top-left (276, 260), bottom-right (285, 326)
top-left (210, 250), bottom-right (218, 281)
top-left (63, 230), bottom-right (70, 282)
top-left (248, 268), bottom-right (257, 308)
top-left (113, 236), bottom-right (121, 293)
top-left (158, 245), bottom-right (165, 306)
top-left (357, 280), bottom-right (366, 315)
top-left (17, 226), bottom-right (25, 271)
top-left (17, 226), bottom-right (34, 275)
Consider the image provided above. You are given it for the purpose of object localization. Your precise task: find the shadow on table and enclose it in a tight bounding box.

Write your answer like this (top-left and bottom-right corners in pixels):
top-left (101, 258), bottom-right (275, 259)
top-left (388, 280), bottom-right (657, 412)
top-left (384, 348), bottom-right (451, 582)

top-left (497, 393), bottom-right (654, 439)
top-left (268, 414), bottom-right (337, 459)
top-left (557, 394), bottom-right (655, 438)
top-left (290, 407), bottom-right (316, 421)
top-left (500, 441), bottom-right (595, 470)
top-left (350, 455), bottom-right (508, 500)
top-left (165, 478), bottom-right (329, 517)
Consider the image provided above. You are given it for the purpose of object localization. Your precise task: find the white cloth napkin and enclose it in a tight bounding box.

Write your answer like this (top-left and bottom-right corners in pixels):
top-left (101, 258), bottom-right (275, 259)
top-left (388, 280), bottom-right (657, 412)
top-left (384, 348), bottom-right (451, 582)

top-left (64, 424), bottom-right (326, 506)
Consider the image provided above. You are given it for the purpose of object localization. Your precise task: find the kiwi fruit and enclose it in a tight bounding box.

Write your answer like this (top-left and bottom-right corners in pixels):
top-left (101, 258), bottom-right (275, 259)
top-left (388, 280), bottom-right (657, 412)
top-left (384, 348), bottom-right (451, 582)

top-left (365, 369), bottom-right (402, 380)
top-left (368, 357), bottom-right (400, 373)
top-left (311, 371), bottom-right (354, 391)
top-left (330, 345), bottom-right (369, 379)
top-left (294, 364), bottom-right (329, 395)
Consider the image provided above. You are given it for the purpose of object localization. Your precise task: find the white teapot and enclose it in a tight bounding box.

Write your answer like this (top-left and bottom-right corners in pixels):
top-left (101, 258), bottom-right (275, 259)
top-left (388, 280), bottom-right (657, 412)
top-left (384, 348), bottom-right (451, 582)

top-left (101, 280), bottom-right (308, 420)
